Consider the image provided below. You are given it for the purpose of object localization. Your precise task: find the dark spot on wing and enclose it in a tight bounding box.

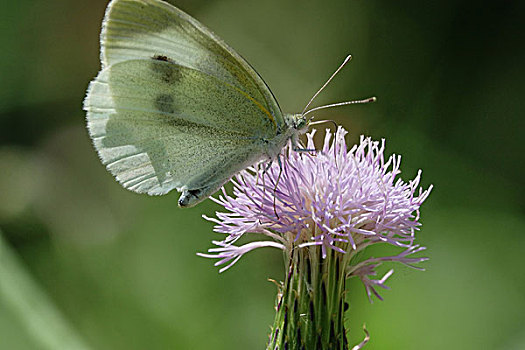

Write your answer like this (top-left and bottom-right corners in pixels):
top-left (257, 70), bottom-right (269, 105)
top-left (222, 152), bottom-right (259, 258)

top-left (152, 55), bottom-right (171, 62)
top-left (150, 55), bottom-right (182, 84)
top-left (154, 94), bottom-right (176, 114)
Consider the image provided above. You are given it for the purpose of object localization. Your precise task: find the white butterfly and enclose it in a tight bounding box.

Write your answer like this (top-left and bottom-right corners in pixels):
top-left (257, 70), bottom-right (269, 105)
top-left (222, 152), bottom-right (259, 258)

top-left (84, 0), bottom-right (373, 207)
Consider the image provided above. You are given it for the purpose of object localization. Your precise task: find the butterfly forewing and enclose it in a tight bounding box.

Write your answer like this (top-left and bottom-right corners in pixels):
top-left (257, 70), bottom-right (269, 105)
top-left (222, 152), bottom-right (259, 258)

top-left (101, 0), bottom-right (283, 126)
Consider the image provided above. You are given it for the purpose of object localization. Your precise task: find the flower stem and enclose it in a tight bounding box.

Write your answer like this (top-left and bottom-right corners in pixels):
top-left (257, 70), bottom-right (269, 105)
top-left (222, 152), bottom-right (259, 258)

top-left (267, 245), bottom-right (350, 350)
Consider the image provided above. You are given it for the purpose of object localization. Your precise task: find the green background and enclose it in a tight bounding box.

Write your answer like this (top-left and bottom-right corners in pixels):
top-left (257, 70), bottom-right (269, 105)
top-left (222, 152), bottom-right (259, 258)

top-left (1, 0), bottom-right (524, 349)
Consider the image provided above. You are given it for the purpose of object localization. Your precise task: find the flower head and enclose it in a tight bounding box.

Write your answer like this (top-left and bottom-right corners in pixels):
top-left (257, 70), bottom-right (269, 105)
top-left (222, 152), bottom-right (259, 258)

top-left (199, 127), bottom-right (432, 300)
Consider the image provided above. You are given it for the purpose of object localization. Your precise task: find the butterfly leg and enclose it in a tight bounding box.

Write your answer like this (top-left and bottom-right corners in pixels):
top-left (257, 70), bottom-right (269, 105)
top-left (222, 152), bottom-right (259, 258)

top-left (256, 162), bottom-right (267, 186)
top-left (293, 146), bottom-right (317, 153)
top-left (272, 155), bottom-right (284, 219)
top-left (259, 160), bottom-right (273, 194)
top-left (291, 135), bottom-right (317, 153)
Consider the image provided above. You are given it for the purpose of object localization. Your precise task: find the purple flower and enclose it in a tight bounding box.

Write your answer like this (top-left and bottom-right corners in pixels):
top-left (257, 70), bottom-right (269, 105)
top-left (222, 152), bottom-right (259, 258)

top-left (199, 127), bottom-right (432, 300)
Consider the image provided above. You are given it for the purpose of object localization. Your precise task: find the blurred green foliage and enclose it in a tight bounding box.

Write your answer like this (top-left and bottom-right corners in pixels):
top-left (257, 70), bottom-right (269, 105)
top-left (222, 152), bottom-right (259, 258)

top-left (1, 0), bottom-right (524, 349)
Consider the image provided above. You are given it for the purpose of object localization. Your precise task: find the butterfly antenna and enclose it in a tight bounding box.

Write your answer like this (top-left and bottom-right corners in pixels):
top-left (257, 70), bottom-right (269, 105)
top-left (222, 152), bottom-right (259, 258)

top-left (303, 97), bottom-right (376, 118)
top-left (301, 54), bottom-right (353, 117)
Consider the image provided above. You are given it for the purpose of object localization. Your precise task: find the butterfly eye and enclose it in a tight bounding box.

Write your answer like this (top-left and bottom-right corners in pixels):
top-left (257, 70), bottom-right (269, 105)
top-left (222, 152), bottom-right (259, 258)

top-left (293, 116), bottom-right (308, 130)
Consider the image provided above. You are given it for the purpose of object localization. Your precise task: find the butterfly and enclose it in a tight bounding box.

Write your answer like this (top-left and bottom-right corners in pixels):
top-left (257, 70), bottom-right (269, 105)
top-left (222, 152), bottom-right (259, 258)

top-left (84, 0), bottom-right (374, 208)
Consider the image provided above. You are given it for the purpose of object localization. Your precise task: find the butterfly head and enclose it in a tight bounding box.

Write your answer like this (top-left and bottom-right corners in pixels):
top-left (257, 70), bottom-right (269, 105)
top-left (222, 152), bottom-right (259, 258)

top-left (288, 113), bottom-right (310, 134)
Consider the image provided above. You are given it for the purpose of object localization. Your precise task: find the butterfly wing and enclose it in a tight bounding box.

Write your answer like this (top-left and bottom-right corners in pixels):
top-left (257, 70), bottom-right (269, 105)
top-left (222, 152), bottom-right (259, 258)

top-left (85, 58), bottom-right (267, 200)
top-left (85, 0), bottom-right (286, 206)
top-left (100, 0), bottom-right (283, 127)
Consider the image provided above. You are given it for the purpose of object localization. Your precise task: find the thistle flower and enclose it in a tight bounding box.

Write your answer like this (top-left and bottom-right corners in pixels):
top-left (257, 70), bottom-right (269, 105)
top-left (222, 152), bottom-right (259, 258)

top-left (199, 127), bottom-right (432, 349)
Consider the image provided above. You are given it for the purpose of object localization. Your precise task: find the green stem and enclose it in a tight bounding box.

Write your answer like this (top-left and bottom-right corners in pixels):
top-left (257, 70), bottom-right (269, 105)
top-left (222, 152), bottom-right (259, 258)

top-left (267, 245), bottom-right (349, 350)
